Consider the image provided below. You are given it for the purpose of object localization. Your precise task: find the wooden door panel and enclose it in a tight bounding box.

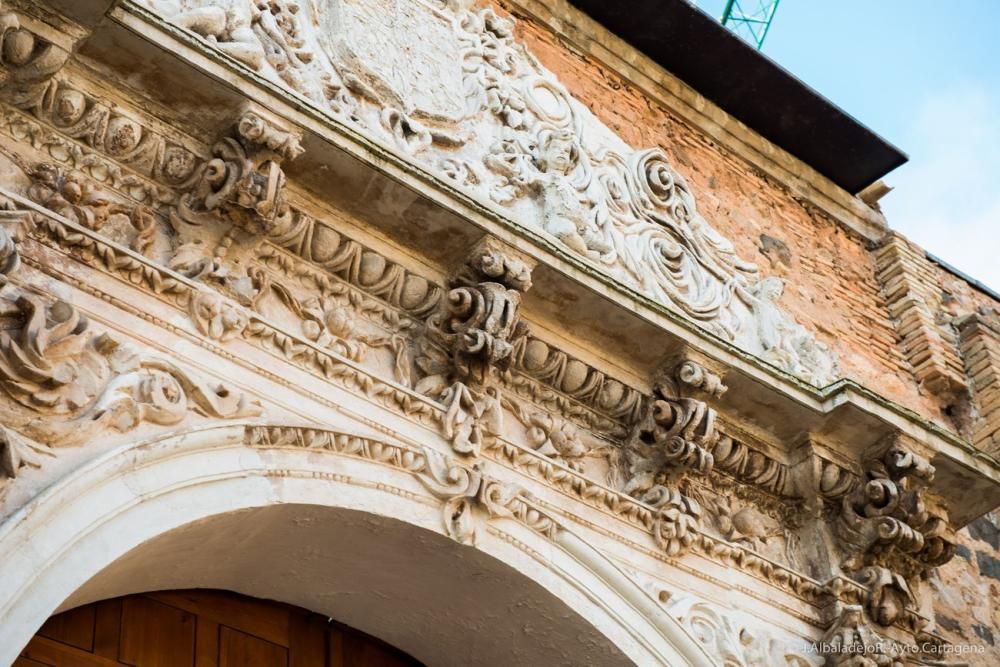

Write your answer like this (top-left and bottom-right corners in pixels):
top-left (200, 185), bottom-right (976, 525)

top-left (20, 636), bottom-right (125, 666)
top-left (219, 626), bottom-right (289, 667)
top-left (37, 604), bottom-right (96, 653)
top-left (148, 590), bottom-right (291, 647)
top-left (119, 596), bottom-right (197, 667)
top-left (20, 590), bottom-right (423, 667)
top-left (13, 657), bottom-right (53, 667)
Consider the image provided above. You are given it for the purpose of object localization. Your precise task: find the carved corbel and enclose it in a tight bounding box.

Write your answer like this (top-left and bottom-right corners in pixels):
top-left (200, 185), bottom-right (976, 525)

top-left (416, 237), bottom-right (534, 455)
top-left (619, 364), bottom-right (719, 556)
top-left (832, 434), bottom-right (956, 634)
top-left (0, 3), bottom-right (72, 110)
top-left (171, 106), bottom-right (304, 248)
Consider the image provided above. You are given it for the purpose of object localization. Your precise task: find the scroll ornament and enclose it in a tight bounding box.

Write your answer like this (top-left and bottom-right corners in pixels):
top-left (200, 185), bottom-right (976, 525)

top-left (620, 372), bottom-right (719, 557)
top-left (416, 457), bottom-right (519, 546)
top-left (835, 440), bottom-right (956, 630)
top-left (416, 241), bottom-right (532, 456)
top-left (0, 221), bottom-right (262, 480)
top-left (171, 110), bottom-right (304, 243)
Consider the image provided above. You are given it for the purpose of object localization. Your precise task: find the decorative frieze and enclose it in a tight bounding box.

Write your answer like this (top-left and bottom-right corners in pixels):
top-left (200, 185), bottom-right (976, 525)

top-left (245, 424), bottom-right (558, 548)
top-left (133, 0), bottom-right (840, 387)
top-left (0, 213), bottom-right (262, 460)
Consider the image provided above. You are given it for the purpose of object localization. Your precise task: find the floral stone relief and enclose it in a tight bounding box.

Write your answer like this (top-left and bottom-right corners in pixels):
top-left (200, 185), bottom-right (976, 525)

top-left (134, 0), bottom-right (840, 387)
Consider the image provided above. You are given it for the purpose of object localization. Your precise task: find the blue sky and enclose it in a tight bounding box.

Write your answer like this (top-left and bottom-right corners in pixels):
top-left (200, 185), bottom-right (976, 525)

top-left (696, 0), bottom-right (1000, 292)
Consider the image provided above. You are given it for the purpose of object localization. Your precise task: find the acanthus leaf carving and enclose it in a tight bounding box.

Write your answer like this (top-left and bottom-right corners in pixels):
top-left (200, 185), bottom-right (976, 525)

top-left (188, 289), bottom-right (249, 342)
top-left (0, 218), bottom-right (263, 453)
top-left (665, 595), bottom-right (822, 666)
top-left (0, 424), bottom-right (53, 481)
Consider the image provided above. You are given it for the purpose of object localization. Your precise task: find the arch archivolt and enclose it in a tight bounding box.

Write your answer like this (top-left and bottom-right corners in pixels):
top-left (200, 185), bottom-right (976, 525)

top-left (0, 421), bottom-right (717, 667)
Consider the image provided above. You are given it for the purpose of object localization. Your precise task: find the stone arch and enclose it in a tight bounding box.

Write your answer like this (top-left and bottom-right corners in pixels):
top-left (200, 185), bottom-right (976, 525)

top-left (0, 423), bottom-right (715, 666)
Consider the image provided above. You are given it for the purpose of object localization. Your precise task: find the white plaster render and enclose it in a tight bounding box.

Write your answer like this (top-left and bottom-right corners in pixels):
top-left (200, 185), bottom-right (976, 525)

top-left (0, 424), bottom-right (717, 667)
top-left (132, 0), bottom-right (839, 387)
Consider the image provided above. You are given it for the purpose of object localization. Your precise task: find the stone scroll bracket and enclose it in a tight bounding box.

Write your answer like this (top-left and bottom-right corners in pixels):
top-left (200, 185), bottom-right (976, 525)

top-left (414, 235), bottom-right (535, 456)
top-left (168, 102), bottom-right (305, 276)
top-left (816, 432), bottom-right (959, 649)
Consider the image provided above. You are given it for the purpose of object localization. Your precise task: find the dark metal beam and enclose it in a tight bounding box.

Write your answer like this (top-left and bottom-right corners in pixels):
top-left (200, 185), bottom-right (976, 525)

top-left (571, 0), bottom-right (907, 194)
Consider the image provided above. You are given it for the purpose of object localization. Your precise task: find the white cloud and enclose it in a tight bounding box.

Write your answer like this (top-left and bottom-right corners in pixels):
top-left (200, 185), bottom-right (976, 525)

top-left (880, 85), bottom-right (1000, 293)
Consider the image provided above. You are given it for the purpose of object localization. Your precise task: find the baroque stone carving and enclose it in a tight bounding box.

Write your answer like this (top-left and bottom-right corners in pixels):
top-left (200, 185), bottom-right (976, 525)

top-left (246, 425), bottom-right (558, 546)
top-left (26, 164), bottom-right (157, 255)
top-left (665, 595), bottom-right (821, 666)
top-left (820, 604), bottom-right (905, 667)
top-left (135, 0), bottom-right (839, 386)
top-left (0, 425), bottom-right (53, 481)
top-left (188, 289), bottom-right (249, 341)
top-left (0, 3), bottom-right (69, 110)
top-left (0, 219), bottom-right (262, 449)
top-left (508, 333), bottom-right (645, 431)
top-left (675, 358), bottom-right (728, 398)
top-left (619, 372), bottom-right (718, 556)
top-left (502, 393), bottom-right (597, 471)
top-left (172, 109), bottom-right (303, 240)
top-left (14, 176), bottom-right (840, 607)
top-left (416, 457), bottom-right (519, 546)
top-left (416, 238), bottom-right (532, 456)
top-left (834, 436), bottom-right (956, 631)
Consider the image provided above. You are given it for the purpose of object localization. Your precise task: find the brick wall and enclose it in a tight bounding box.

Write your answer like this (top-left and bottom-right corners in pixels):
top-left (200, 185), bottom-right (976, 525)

top-left (499, 1), bottom-right (948, 424)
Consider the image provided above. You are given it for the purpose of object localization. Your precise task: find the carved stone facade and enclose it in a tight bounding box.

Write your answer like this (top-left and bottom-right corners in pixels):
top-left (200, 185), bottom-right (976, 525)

top-left (1, 0), bottom-right (999, 665)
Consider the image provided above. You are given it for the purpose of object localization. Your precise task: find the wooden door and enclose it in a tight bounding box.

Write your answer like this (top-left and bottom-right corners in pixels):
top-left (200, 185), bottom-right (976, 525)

top-left (17, 590), bottom-right (421, 667)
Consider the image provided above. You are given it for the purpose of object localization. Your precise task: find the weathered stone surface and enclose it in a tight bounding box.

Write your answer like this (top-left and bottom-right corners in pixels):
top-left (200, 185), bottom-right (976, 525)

top-left (0, 0), bottom-right (998, 665)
